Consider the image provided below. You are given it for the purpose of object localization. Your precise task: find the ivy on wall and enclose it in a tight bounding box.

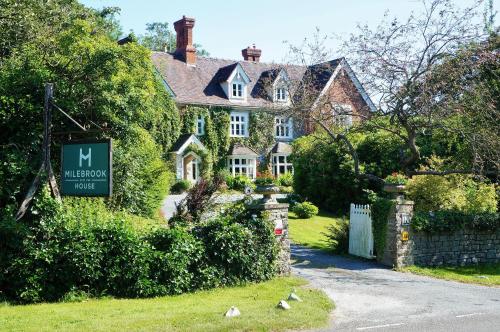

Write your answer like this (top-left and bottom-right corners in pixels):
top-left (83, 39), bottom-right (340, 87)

top-left (179, 106), bottom-right (278, 174)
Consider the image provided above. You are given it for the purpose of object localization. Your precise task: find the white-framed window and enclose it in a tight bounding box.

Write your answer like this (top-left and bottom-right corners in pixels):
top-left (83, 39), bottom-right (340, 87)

top-left (196, 115), bottom-right (205, 136)
top-left (275, 87), bottom-right (287, 101)
top-left (333, 103), bottom-right (353, 128)
top-left (228, 157), bottom-right (256, 179)
top-left (232, 83), bottom-right (243, 98)
top-left (230, 112), bottom-right (248, 137)
top-left (272, 154), bottom-right (293, 177)
top-left (275, 116), bottom-right (293, 139)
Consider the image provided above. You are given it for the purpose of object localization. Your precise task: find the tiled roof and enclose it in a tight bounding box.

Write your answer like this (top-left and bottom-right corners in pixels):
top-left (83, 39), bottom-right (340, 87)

top-left (152, 52), bottom-right (342, 108)
top-left (228, 143), bottom-right (259, 156)
top-left (271, 142), bottom-right (293, 154)
top-left (170, 133), bottom-right (193, 152)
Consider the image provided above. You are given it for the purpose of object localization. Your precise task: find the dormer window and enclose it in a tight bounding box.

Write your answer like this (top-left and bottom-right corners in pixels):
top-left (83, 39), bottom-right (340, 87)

top-left (275, 87), bottom-right (287, 102)
top-left (232, 83), bottom-right (243, 98)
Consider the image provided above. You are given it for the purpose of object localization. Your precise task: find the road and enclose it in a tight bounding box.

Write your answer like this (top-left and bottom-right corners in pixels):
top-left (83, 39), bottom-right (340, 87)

top-left (291, 245), bottom-right (500, 332)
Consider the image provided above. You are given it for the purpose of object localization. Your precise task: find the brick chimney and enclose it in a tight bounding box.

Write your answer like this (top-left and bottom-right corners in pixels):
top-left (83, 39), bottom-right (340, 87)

top-left (242, 44), bottom-right (261, 62)
top-left (174, 16), bottom-right (196, 65)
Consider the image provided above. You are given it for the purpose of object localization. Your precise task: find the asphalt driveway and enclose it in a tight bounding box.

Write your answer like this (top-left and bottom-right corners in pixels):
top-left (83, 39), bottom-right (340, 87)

top-left (291, 245), bottom-right (500, 332)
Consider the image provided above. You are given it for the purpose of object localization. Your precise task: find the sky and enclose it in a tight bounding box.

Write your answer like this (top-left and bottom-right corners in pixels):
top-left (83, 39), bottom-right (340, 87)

top-left (81, 0), bottom-right (497, 62)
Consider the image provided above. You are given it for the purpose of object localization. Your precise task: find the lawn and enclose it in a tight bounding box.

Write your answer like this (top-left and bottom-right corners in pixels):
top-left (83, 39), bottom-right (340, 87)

top-left (0, 277), bottom-right (333, 332)
top-left (401, 264), bottom-right (500, 287)
top-left (288, 210), bottom-right (345, 251)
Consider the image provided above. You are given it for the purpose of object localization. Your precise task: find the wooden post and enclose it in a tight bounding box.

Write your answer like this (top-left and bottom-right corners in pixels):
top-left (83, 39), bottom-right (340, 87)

top-left (15, 83), bottom-right (60, 220)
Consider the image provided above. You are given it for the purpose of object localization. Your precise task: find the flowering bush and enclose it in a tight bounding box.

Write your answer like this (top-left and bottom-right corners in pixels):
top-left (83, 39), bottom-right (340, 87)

top-left (384, 172), bottom-right (408, 185)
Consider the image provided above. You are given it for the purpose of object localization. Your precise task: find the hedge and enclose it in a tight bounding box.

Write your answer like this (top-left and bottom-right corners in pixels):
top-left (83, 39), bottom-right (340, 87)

top-left (412, 211), bottom-right (500, 233)
top-left (0, 189), bottom-right (278, 304)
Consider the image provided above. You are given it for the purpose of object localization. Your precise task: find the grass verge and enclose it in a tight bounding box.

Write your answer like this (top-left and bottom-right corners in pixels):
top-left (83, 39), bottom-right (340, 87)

top-left (401, 264), bottom-right (500, 287)
top-left (0, 277), bottom-right (333, 332)
top-left (288, 210), bottom-right (345, 251)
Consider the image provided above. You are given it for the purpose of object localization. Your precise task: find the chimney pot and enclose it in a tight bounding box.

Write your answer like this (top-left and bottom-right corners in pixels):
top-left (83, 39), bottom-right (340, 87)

top-left (242, 44), bottom-right (261, 62)
top-left (174, 16), bottom-right (196, 65)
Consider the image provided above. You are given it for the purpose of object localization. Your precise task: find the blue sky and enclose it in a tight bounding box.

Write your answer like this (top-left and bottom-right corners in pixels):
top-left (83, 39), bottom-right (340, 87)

top-left (81, 0), bottom-right (497, 62)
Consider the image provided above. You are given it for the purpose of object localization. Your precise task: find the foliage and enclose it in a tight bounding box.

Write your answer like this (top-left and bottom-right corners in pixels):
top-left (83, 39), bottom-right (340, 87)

top-left (0, 187), bottom-right (278, 304)
top-left (248, 111), bottom-right (276, 155)
top-left (225, 175), bottom-right (255, 192)
top-left (255, 172), bottom-right (275, 186)
top-left (292, 133), bottom-right (370, 213)
top-left (170, 177), bottom-right (223, 226)
top-left (276, 172), bottom-right (294, 187)
top-left (411, 211), bottom-right (499, 233)
top-left (0, 0), bottom-right (180, 215)
top-left (292, 202), bottom-right (319, 219)
top-left (356, 128), bottom-right (405, 179)
top-left (384, 172), bottom-right (408, 185)
top-left (139, 22), bottom-right (176, 52)
top-left (170, 180), bottom-right (192, 194)
top-left (406, 169), bottom-right (497, 213)
top-left (109, 126), bottom-right (173, 217)
top-left (324, 217), bottom-right (350, 253)
top-left (367, 191), bottom-right (394, 258)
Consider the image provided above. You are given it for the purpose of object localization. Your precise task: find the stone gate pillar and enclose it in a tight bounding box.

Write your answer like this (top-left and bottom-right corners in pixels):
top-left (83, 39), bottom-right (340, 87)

top-left (379, 197), bottom-right (414, 268)
top-left (251, 201), bottom-right (291, 275)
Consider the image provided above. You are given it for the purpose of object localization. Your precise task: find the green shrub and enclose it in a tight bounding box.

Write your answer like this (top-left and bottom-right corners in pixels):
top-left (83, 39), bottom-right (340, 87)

top-left (225, 175), bottom-right (255, 191)
top-left (276, 172), bottom-right (294, 187)
top-left (110, 126), bottom-right (174, 217)
top-left (293, 202), bottom-right (319, 219)
top-left (406, 173), bottom-right (497, 213)
top-left (367, 191), bottom-right (394, 257)
top-left (255, 176), bottom-right (274, 186)
top-left (324, 218), bottom-right (350, 253)
top-left (0, 189), bottom-right (278, 304)
top-left (412, 211), bottom-right (499, 233)
top-left (292, 134), bottom-right (371, 213)
top-left (171, 180), bottom-right (192, 194)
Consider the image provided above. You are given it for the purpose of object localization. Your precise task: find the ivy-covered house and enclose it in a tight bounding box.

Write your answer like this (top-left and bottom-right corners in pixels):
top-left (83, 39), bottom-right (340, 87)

top-left (152, 15), bottom-right (375, 183)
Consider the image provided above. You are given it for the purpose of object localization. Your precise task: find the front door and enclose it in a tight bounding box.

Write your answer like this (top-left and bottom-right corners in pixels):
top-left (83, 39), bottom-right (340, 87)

top-left (183, 153), bottom-right (200, 183)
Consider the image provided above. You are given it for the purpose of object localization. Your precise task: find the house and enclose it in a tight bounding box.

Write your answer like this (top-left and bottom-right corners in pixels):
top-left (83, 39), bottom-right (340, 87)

top-left (152, 15), bottom-right (376, 183)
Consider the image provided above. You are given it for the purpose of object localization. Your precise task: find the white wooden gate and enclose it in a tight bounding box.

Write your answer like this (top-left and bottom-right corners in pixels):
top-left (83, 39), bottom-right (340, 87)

top-left (349, 204), bottom-right (374, 259)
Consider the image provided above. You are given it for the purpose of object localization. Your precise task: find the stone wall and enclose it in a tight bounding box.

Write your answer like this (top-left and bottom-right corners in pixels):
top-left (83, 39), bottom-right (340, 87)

top-left (404, 229), bottom-right (500, 267)
top-left (380, 198), bottom-right (500, 268)
top-left (250, 202), bottom-right (291, 275)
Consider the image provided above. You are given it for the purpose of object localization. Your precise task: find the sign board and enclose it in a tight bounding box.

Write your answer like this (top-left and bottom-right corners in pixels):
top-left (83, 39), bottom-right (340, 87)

top-left (401, 231), bottom-right (409, 241)
top-left (61, 139), bottom-right (112, 197)
top-left (274, 219), bottom-right (283, 236)
top-left (400, 213), bottom-right (411, 226)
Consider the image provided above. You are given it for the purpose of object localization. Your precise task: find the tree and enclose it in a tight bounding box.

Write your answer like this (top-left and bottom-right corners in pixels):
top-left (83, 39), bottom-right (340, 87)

top-left (275, 0), bottom-right (497, 181)
top-left (0, 0), bottom-right (180, 217)
top-left (342, 0), bottom-right (497, 177)
top-left (140, 22), bottom-right (176, 52)
top-left (139, 22), bottom-right (210, 56)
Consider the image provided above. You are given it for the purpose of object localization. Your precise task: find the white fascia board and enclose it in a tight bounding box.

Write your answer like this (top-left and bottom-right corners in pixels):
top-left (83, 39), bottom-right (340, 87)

top-left (176, 134), bottom-right (206, 155)
top-left (227, 63), bottom-right (251, 84)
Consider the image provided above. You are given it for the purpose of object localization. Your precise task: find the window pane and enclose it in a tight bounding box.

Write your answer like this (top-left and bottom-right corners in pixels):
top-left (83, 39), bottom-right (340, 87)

top-left (279, 156), bottom-right (285, 163)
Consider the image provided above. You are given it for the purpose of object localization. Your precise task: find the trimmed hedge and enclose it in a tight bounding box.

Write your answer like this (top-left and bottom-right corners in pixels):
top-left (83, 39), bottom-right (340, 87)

top-left (412, 211), bottom-right (499, 233)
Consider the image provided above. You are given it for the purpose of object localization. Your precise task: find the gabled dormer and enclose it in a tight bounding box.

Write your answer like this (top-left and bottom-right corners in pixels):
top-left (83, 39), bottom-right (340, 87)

top-left (218, 63), bottom-right (251, 102)
top-left (272, 69), bottom-right (290, 103)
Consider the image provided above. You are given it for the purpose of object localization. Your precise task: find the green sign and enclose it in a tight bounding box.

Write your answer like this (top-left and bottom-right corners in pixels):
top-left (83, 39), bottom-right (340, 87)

top-left (61, 140), bottom-right (112, 197)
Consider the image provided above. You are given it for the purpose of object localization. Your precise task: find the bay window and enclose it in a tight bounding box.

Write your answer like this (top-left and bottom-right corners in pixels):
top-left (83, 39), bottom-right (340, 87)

top-left (228, 157), bottom-right (256, 179)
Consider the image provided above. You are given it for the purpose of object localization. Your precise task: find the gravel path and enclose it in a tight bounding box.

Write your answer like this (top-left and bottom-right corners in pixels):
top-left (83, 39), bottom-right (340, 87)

top-left (291, 245), bottom-right (500, 332)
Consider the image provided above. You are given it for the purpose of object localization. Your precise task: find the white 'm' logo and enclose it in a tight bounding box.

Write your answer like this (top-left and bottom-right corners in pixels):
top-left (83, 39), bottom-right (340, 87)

top-left (79, 148), bottom-right (92, 167)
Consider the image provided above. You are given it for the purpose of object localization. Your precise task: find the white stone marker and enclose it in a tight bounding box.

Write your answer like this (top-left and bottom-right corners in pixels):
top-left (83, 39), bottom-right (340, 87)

top-left (287, 292), bottom-right (302, 302)
top-left (225, 306), bottom-right (241, 317)
top-left (277, 300), bottom-right (291, 310)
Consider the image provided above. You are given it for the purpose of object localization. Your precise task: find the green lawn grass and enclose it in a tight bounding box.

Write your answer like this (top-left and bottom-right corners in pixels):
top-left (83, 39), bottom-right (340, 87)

top-left (0, 277), bottom-right (333, 332)
top-left (288, 210), bottom-right (345, 251)
top-left (401, 264), bottom-right (500, 287)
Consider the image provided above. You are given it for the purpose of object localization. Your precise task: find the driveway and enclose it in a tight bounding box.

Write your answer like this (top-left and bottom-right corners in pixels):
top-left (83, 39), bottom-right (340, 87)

top-left (291, 245), bottom-right (500, 332)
